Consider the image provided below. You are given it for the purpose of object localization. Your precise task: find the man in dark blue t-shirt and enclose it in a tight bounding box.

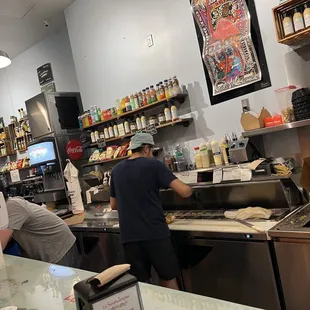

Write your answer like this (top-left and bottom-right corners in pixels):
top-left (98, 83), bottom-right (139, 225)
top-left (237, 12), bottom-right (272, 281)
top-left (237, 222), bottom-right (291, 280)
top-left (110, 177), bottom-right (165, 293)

top-left (110, 133), bottom-right (192, 290)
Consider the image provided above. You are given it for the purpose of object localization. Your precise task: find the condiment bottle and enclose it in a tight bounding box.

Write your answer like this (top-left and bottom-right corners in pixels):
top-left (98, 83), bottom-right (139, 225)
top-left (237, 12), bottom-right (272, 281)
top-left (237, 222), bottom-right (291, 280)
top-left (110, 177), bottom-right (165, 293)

top-left (134, 93), bottom-right (139, 109)
top-left (145, 87), bottom-right (151, 105)
top-left (118, 122), bottom-right (125, 136)
top-left (116, 99), bottom-right (122, 116)
top-left (282, 12), bottom-right (294, 36)
top-left (155, 84), bottom-right (160, 100)
top-left (130, 94), bottom-right (136, 110)
top-left (304, 3), bottom-right (310, 28)
top-left (125, 96), bottom-right (132, 112)
top-left (149, 115), bottom-right (157, 125)
top-left (293, 7), bottom-right (305, 32)
top-left (121, 98), bottom-right (126, 112)
top-left (113, 122), bottom-right (119, 137)
top-left (150, 85), bottom-right (157, 103)
top-left (104, 126), bottom-right (110, 139)
top-left (199, 141), bottom-right (210, 168)
top-left (159, 82), bottom-right (166, 100)
top-left (142, 89), bottom-right (147, 106)
top-left (173, 76), bottom-right (182, 95)
top-left (168, 79), bottom-right (174, 97)
top-left (194, 147), bottom-right (203, 169)
top-left (221, 136), bottom-right (230, 165)
top-left (158, 112), bottom-right (165, 125)
top-left (94, 130), bottom-right (100, 142)
top-left (124, 119), bottom-right (130, 134)
top-left (164, 80), bottom-right (170, 99)
top-left (136, 114), bottom-right (142, 130)
top-left (138, 91), bottom-right (144, 107)
top-left (91, 131), bottom-right (96, 143)
top-left (211, 139), bottom-right (223, 166)
top-left (130, 119), bottom-right (137, 132)
top-left (108, 123), bottom-right (115, 138)
top-left (141, 113), bottom-right (147, 129)
top-left (164, 104), bottom-right (172, 122)
top-left (171, 104), bottom-right (178, 121)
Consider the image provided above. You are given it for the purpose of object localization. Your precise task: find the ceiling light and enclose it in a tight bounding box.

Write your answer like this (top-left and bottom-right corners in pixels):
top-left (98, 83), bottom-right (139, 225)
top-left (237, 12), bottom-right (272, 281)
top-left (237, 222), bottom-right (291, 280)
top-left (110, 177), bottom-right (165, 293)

top-left (0, 50), bottom-right (11, 69)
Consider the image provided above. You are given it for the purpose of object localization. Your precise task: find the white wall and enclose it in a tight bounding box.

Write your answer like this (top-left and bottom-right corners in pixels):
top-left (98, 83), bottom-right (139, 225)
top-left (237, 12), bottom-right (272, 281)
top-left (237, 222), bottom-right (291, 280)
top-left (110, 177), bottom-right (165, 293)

top-left (65, 0), bottom-right (296, 161)
top-left (0, 27), bottom-right (79, 125)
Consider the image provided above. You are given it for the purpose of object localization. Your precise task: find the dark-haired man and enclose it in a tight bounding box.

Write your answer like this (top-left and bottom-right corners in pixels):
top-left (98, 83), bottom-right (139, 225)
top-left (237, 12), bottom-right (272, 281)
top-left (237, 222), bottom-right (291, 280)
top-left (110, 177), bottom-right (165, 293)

top-left (110, 133), bottom-right (192, 289)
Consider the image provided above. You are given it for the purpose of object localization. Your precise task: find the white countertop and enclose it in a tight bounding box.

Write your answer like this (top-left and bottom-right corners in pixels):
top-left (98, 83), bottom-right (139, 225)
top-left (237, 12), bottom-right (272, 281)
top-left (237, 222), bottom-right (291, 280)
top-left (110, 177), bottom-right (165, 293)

top-left (0, 255), bottom-right (261, 310)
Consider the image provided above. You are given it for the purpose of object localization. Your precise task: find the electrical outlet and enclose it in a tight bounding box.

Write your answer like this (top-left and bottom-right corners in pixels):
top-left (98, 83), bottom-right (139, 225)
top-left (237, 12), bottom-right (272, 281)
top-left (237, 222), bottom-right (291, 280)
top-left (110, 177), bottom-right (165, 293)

top-left (147, 34), bottom-right (154, 47)
top-left (241, 98), bottom-right (250, 112)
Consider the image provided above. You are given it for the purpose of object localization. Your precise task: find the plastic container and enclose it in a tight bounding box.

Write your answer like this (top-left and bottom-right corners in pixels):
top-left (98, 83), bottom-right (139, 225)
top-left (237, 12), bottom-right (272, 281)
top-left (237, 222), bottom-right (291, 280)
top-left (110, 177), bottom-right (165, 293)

top-left (211, 139), bottom-right (222, 166)
top-left (199, 141), bottom-right (210, 168)
top-left (194, 147), bottom-right (203, 169)
top-left (275, 85), bottom-right (297, 123)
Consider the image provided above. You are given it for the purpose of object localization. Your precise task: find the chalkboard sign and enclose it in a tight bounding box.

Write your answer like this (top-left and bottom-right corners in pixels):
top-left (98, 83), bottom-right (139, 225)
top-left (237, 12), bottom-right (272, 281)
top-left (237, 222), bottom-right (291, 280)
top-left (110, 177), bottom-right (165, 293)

top-left (37, 63), bottom-right (54, 86)
top-left (97, 138), bottom-right (107, 149)
top-left (137, 124), bottom-right (157, 136)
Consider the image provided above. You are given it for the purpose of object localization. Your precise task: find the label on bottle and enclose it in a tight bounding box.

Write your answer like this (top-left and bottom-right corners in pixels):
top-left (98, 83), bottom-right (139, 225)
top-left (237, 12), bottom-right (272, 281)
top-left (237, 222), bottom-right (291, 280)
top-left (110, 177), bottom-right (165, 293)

top-left (90, 132), bottom-right (96, 143)
top-left (113, 126), bottom-right (119, 137)
top-left (171, 107), bottom-right (178, 120)
top-left (108, 127), bottom-right (114, 138)
top-left (104, 129), bottom-right (110, 140)
top-left (294, 15), bottom-right (305, 31)
top-left (283, 19), bottom-right (294, 35)
top-left (118, 124), bottom-right (125, 136)
top-left (141, 117), bottom-right (147, 129)
top-left (305, 11), bottom-right (310, 27)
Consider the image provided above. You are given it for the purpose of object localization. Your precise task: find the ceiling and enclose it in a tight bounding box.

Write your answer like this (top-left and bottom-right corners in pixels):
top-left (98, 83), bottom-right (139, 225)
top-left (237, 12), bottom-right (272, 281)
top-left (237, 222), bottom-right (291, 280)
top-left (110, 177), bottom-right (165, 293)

top-left (0, 0), bottom-right (75, 59)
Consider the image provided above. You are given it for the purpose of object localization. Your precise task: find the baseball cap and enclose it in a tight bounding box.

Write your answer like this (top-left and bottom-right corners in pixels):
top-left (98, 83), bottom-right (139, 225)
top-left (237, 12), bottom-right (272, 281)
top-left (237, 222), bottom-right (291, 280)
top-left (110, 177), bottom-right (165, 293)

top-left (127, 132), bottom-right (155, 150)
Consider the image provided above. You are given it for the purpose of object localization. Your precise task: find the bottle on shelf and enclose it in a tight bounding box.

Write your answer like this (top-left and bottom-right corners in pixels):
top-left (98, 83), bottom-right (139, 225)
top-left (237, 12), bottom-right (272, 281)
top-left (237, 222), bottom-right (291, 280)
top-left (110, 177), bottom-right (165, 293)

top-left (134, 93), bottom-right (139, 108)
top-left (164, 104), bottom-right (172, 122)
top-left (94, 105), bottom-right (101, 122)
top-left (171, 104), bottom-right (178, 121)
top-left (121, 98), bottom-right (126, 112)
top-left (150, 85), bottom-right (157, 103)
top-left (118, 122), bottom-right (125, 136)
top-left (138, 91), bottom-right (144, 107)
top-left (108, 123), bottom-right (115, 138)
top-left (142, 89), bottom-right (147, 106)
top-left (124, 119), bottom-right (131, 134)
top-left (155, 84), bottom-right (160, 100)
top-left (173, 76), bottom-right (182, 95)
top-left (136, 114), bottom-right (142, 130)
top-left (164, 80), bottom-right (170, 99)
top-left (194, 147), bottom-right (203, 169)
top-left (104, 126), bottom-right (110, 140)
top-left (113, 122), bottom-right (119, 137)
top-left (99, 131), bottom-right (104, 139)
top-left (145, 87), bottom-right (152, 105)
top-left (293, 7), bottom-right (305, 32)
top-left (141, 113), bottom-right (147, 129)
top-left (18, 109), bottom-right (22, 120)
top-left (211, 139), bottom-right (223, 166)
top-left (125, 96), bottom-right (132, 112)
top-left (221, 136), bottom-right (230, 165)
top-left (21, 108), bottom-right (26, 118)
top-left (199, 140), bottom-right (210, 168)
top-left (304, 3), bottom-right (310, 28)
top-left (90, 131), bottom-right (96, 143)
top-left (282, 12), bottom-right (294, 36)
top-left (94, 130), bottom-right (100, 142)
top-left (116, 99), bottom-right (122, 116)
top-left (174, 145), bottom-right (186, 172)
top-left (130, 118), bottom-right (137, 133)
top-left (159, 82), bottom-right (166, 100)
top-left (168, 79), bottom-right (174, 97)
top-left (130, 94), bottom-right (136, 110)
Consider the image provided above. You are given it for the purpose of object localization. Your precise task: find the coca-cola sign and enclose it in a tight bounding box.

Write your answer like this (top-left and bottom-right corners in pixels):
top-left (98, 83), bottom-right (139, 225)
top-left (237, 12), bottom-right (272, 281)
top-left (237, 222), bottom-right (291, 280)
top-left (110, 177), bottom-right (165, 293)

top-left (66, 139), bottom-right (83, 161)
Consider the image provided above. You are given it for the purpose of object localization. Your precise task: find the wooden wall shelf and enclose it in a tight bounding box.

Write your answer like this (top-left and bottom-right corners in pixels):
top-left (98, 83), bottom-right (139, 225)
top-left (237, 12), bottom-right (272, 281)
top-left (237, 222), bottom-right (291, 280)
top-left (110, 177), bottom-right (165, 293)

top-left (273, 0), bottom-right (310, 46)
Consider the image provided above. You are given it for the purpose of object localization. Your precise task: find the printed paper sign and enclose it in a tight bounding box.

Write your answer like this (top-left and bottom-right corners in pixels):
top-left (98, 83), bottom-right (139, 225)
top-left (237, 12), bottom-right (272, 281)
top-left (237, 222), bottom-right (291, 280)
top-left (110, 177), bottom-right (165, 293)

top-left (10, 170), bottom-right (20, 183)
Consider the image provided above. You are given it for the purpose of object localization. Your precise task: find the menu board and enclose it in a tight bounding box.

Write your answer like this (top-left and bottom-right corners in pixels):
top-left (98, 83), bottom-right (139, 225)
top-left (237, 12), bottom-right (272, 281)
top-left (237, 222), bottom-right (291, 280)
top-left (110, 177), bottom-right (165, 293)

top-left (37, 63), bottom-right (54, 86)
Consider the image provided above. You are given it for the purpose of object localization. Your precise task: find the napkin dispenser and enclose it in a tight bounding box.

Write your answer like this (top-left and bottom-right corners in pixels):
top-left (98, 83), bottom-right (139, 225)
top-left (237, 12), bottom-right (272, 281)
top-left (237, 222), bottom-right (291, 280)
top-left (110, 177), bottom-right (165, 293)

top-left (74, 265), bottom-right (144, 310)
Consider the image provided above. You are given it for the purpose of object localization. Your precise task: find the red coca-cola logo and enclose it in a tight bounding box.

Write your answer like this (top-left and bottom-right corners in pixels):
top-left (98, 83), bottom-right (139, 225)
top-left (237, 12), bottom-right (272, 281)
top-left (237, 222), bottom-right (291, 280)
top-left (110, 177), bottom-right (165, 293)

top-left (66, 140), bottom-right (83, 161)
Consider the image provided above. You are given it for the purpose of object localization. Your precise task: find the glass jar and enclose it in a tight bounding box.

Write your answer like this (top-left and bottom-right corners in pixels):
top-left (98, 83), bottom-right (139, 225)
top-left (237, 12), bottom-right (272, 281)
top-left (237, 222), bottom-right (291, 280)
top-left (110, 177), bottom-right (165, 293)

top-left (158, 112), bottom-right (165, 125)
top-left (149, 115), bottom-right (157, 126)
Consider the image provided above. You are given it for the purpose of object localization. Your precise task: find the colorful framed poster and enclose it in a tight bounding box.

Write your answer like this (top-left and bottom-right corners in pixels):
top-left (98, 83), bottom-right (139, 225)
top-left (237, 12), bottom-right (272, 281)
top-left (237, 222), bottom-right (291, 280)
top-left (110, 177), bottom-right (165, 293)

top-left (192, 0), bottom-right (262, 96)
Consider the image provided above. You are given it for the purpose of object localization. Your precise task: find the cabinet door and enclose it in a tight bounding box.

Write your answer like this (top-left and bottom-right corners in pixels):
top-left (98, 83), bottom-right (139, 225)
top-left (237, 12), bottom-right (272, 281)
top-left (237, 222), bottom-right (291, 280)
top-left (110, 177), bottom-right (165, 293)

top-left (275, 241), bottom-right (310, 310)
top-left (79, 232), bottom-right (118, 273)
top-left (176, 238), bottom-right (281, 310)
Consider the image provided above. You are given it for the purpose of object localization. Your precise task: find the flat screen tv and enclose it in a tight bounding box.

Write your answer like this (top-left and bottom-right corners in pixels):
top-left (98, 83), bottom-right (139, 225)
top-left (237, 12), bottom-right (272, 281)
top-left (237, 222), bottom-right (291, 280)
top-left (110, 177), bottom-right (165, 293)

top-left (28, 141), bottom-right (57, 166)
